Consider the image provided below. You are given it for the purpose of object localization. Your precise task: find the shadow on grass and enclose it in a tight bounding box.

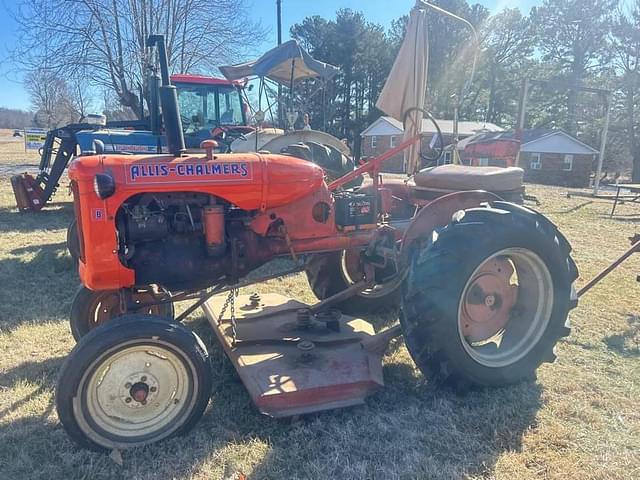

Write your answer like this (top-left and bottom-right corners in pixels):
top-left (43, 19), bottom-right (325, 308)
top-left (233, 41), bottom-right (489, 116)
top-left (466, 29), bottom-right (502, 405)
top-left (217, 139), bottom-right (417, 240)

top-left (0, 202), bottom-right (73, 233)
top-left (548, 200), bottom-right (593, 214)
top-left (0, 332), bottom-right (544, 479)
top-left (605, 214), bottom-right (640, 223)
top-left (0, 356), bottom-right (63, 421)
top-left (603, 314), bottom-right (640, 357)
top-left (0, 241), bottom-right (77, 330)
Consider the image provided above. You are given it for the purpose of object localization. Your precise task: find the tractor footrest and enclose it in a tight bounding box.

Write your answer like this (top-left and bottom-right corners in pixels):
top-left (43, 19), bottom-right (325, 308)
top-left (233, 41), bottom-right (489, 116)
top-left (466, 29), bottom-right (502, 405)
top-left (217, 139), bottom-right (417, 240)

top-left (202, 293), bottom-right (384, 418)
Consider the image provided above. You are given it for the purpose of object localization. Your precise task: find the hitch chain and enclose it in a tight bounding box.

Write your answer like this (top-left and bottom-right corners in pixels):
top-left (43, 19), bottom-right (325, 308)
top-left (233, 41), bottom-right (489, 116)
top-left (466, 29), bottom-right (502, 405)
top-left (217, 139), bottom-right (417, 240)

top-left (218, 288), bottom-right (240, 346)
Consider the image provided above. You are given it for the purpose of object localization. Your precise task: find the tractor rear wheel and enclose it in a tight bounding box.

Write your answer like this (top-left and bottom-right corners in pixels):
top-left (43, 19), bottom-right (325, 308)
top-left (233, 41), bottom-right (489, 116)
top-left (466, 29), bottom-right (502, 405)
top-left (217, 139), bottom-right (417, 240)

top-left (70, 285), bottom-right (174, 342)
top-left (56, 315), bottom-right (212, 451)
top-left (400, 202), bottom-right (578, 389)
top-left (305, 249), bottom-right (403, 315)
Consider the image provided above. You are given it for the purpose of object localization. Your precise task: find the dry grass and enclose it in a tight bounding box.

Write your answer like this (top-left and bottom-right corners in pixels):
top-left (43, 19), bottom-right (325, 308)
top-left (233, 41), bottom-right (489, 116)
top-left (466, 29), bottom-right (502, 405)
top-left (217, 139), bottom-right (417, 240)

top-left (0, 134), bottom-right (639, 479)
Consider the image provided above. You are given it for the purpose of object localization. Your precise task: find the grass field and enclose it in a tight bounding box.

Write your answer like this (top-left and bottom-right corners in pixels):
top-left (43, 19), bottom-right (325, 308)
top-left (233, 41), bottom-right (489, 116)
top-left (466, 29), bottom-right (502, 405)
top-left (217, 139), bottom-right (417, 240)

top-left (0, 130), bottom-right (638, 479)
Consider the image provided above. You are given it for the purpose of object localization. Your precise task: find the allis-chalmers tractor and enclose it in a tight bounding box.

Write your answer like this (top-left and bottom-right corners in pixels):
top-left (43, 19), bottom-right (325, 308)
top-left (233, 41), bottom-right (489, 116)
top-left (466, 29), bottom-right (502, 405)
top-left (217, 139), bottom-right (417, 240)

top-left (55, 33), bottom-right (578, 452)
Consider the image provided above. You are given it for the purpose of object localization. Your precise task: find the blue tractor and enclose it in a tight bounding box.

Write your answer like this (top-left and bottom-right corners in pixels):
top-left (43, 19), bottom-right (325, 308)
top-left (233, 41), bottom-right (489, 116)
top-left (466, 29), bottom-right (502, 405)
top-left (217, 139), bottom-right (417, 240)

top-left (11, 60), bottom-right (250, 212)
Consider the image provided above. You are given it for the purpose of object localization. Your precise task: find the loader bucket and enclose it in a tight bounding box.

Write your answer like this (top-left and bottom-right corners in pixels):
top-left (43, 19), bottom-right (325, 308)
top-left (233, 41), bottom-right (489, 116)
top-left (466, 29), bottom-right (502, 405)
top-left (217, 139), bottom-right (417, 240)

top-left (11, 173), bottom-right (45, 211)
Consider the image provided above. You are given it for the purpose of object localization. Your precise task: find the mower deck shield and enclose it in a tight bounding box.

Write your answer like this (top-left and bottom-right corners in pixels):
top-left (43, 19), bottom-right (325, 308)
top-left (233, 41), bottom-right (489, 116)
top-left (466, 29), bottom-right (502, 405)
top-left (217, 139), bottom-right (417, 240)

top-left (202, 293), bottom-right (384, 417)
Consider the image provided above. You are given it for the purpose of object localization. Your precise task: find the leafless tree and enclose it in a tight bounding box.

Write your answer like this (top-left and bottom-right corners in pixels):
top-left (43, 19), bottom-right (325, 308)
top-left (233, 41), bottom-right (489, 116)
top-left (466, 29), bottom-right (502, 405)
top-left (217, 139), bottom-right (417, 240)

top-left (11, 0), bottom-right (265, 117)
top-left (24, 68), bottom-right (75, 128)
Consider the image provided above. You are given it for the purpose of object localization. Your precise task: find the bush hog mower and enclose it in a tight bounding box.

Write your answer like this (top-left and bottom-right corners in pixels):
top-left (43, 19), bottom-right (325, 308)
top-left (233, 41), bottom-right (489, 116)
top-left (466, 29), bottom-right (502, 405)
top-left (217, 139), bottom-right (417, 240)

top-left (55, 14), bottom-right (579, 452)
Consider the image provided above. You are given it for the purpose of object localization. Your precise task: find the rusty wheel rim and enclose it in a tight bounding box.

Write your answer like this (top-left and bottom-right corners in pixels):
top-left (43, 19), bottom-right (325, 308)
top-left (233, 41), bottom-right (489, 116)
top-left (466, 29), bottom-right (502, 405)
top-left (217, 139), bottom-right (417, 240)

top-left (457, 248), bottom-right (554, 368)
top-left (88, 289), bottom-right (166, 331)
top-left (340, 249), bottom-right (404, 299)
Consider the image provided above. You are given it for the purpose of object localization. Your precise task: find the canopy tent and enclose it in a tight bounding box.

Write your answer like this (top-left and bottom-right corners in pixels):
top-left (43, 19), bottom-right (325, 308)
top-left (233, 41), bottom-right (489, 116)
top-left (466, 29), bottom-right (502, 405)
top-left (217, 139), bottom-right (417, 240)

top-left (220, 40), bottom-right (340, 130)
top-left (219, 40), bottom-right (340, 85)
top-left (376, 3), bottom-right (429, 175)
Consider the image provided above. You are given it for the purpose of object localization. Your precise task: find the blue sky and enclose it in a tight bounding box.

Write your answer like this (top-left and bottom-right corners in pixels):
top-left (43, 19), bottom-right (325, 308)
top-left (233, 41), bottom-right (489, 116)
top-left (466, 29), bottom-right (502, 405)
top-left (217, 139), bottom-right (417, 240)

top-left (0, 0), bottom-right (540, 111)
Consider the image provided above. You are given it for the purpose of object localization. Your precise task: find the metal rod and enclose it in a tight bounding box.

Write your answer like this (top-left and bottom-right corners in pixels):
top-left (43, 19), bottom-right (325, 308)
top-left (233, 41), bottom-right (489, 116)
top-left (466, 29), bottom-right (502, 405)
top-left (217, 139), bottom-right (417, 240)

top-left (218, 280), bottom-right (369, 322)
top-left (328, 134), bottom-right (421, 191)
top-left (577, 238), bottom-right (640, 298)
top-left (136, 265), bottom-right (306, 319)
top-left (277, 0), bottom-right (283, 129)
top-left (361, 324), bottom-right (403, 354)
top-left (308, 281), bottom-right (370, 314)
top-left (416, 0), bottom-right (479, 101)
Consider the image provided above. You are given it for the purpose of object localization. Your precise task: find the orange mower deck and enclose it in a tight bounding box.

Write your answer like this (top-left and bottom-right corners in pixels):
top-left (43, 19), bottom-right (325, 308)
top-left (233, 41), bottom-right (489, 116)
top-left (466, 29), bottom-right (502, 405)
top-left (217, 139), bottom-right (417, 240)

top-left (202, 293), bottom-right (385, 417)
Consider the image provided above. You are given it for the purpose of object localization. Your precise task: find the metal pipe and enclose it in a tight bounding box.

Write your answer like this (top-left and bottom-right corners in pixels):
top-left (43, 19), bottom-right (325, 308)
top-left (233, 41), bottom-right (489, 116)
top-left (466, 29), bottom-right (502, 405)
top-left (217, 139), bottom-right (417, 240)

top-left (416, 0), bottom-right (479, 101)
top-left (146, 34), bottom-right (185, 156)
top-left (577, 237), bottom-right (640, 298)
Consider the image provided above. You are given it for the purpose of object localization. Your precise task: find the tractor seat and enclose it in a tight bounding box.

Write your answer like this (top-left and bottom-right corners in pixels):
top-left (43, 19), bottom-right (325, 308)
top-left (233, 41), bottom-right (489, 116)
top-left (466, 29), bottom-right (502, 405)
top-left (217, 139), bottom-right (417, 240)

top-left (411, 165), bottom-right (524, 193)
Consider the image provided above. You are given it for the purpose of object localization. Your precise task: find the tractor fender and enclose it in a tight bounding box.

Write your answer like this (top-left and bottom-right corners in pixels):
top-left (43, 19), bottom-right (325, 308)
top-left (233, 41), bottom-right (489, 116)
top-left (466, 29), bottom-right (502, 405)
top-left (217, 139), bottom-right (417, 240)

top-left (258, 130), bottom-right (351, 157)
top-left (399, 190), bottom-right (501, 267)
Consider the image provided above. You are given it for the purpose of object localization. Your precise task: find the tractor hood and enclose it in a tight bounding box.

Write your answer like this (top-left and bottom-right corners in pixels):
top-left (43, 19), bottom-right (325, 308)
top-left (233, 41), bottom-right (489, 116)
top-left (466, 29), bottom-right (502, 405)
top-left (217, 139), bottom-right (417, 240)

top-left (68, 152), bottom-right (325, 211)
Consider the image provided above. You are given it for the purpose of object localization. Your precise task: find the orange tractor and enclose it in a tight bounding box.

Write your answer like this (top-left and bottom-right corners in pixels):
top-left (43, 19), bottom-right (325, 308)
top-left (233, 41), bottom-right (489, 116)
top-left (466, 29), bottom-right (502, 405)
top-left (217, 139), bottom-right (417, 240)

top-left (55, 32), bottom-right (578, 452)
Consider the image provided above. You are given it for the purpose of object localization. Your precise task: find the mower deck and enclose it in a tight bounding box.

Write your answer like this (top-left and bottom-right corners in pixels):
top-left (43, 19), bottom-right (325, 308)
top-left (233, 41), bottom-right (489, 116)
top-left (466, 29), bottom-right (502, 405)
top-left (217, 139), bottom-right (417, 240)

top-left (202, 293), bottom-right (384, 417)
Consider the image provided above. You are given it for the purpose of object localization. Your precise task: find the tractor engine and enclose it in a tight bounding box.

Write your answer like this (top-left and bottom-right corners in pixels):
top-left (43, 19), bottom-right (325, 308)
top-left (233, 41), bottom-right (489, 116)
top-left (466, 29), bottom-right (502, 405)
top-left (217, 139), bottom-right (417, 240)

top-left (115, 192), bottom-right (263, 290)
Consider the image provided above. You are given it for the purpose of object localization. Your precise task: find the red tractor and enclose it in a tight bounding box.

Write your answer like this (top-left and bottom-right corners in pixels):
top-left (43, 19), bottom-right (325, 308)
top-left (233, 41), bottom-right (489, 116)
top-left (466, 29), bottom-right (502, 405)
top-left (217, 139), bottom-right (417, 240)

top-left (55, 35), bottom-right (578, 452)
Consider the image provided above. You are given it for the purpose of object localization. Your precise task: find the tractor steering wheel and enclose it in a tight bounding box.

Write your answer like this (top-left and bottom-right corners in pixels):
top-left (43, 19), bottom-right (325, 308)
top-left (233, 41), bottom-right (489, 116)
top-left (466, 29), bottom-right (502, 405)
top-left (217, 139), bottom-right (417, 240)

top-left (402, 107), bottom-right (444, 165)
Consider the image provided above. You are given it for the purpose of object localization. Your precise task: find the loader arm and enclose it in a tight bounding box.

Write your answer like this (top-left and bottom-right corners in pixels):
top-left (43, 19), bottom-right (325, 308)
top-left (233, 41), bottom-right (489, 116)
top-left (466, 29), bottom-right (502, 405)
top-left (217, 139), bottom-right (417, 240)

top-left (12, 124), bottom-right (87, 211)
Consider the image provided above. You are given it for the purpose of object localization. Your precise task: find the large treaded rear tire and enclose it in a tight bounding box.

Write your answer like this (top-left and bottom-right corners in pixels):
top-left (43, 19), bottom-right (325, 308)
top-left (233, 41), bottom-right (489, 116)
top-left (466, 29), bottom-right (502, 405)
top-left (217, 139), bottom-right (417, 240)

top-left (400, 202), bottom-right (578, 389)
top-left (56, 315), bottom-right (212, 452)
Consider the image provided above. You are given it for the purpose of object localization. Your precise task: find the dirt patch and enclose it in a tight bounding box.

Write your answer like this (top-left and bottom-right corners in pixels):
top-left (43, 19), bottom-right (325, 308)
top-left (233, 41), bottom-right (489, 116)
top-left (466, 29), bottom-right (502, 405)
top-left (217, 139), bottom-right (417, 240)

top-left (0, 164), bottom-right (39, 177)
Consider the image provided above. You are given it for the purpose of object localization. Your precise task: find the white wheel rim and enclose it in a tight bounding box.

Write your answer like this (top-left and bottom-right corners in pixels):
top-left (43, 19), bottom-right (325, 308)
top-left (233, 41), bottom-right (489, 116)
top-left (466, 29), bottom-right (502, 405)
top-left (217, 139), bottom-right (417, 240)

top-left (75, 340), bottom-right (197, 446)
top-left (457, 248), bottom-right (554, 368)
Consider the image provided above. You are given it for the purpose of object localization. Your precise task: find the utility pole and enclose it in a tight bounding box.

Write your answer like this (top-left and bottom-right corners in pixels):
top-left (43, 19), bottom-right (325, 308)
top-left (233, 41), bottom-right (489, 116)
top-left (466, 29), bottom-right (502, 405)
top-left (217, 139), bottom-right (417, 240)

top-left (594, 92), bottom-right (611, 195)
top-left (514, 77), bottom-right (530, 168)
top-left (277, 0), bottom-right (283, 129)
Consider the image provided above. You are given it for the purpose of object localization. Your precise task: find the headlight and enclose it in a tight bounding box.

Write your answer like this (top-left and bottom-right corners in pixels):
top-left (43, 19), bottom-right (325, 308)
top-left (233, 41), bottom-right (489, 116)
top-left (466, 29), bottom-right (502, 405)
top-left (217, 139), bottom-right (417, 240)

top-left (93, 173), bottom-right (116, 199)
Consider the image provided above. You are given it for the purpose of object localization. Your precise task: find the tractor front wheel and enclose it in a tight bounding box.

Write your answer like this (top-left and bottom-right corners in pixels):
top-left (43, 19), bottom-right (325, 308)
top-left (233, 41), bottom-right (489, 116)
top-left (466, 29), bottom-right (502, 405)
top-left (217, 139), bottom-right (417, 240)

top-left (400, 202), bottom-right (578, 389)
top-left (70, 285), bottom-right (174, 342)
top-left (56, 315), bottom-right (212, 451)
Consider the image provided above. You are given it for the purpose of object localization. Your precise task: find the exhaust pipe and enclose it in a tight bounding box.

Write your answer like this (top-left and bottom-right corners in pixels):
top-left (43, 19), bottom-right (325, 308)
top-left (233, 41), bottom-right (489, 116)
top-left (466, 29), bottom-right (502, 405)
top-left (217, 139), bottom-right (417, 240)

top-left (149, 73), bottom-right (161, 136)
top-left (147, 34), bottom-right (185, 156)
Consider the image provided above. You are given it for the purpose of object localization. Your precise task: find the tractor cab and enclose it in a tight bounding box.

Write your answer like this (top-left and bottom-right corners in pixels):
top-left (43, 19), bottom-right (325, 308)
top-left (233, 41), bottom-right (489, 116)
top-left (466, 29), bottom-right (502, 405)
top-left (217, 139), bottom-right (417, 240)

top-left (171, 74), bottom-right (250, 149)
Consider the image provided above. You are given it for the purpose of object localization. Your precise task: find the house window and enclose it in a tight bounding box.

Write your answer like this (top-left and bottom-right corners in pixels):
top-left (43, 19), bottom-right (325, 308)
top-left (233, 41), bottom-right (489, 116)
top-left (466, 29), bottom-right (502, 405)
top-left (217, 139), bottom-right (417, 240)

top-left (371, 136), bottom-right (377, 149)
top-left (390, 135), bottom-right (398, 148)
top-left (443, 151), bottom-right (452, 164)
top-left (530, 153), bottom-right (542, 170)
top-left (478, 157), bottom-right (489, 167)
top-left (563, 154), bottom-right (573, 171)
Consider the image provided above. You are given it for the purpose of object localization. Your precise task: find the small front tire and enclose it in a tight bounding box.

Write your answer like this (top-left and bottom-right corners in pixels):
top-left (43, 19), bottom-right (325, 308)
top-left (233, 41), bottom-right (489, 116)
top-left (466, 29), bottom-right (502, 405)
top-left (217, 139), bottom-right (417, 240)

top-left (56, 315), bottom-right (212, 451)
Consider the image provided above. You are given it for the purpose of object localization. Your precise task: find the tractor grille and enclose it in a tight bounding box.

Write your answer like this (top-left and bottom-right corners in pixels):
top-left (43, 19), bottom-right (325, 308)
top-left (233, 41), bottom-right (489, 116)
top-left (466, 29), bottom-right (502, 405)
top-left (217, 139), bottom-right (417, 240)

top-left (70, 181), bottom-right (86, 263)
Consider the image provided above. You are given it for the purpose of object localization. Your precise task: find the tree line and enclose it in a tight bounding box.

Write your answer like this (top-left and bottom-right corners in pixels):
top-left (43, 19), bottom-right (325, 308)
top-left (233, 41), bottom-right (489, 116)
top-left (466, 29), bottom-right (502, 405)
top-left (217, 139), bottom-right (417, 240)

top-left (291, 0), bottom-right (639, 178)
top-left (7, 0), bottom-right (639, 178)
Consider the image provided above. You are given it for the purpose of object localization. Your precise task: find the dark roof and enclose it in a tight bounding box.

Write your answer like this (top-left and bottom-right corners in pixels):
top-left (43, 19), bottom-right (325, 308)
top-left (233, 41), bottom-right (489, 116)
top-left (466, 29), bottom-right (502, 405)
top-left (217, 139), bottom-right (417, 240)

top-left (462, 128), bottom-right (599, 154)
top-left (465, 128), bottom-right (556, 145)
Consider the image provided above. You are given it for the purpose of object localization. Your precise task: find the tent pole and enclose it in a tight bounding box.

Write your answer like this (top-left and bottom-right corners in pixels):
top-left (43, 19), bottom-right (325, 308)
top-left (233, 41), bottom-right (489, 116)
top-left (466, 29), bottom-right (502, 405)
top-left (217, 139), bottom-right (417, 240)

top-left (277, 0), bottom-right (283, 129)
